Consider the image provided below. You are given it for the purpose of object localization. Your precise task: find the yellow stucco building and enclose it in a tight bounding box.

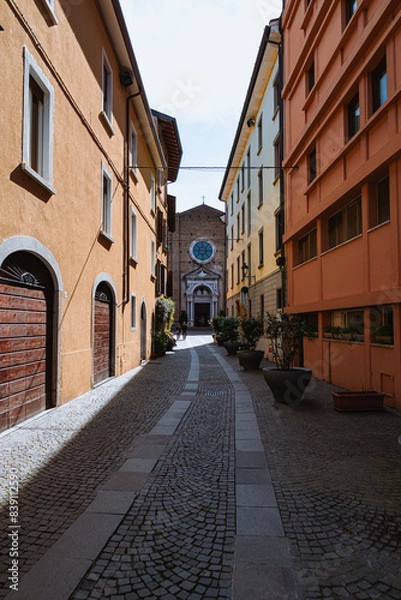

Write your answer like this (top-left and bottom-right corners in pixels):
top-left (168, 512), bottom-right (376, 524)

top-left (0, 0), bottom-right (181, 431)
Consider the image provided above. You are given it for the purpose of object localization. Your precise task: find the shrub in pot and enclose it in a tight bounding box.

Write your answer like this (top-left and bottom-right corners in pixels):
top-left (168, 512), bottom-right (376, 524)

top-left (263, 311), bottom-right (312, 404)
top-left (221, 317), bottom-right (241, 354)
top-left (210, 315), bottom-right (226, 345)
top-left (237, 317), bottom-right (264, 370)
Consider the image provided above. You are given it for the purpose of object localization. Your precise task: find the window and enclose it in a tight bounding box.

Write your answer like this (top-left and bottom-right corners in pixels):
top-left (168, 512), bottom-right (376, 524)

top-left (150, 172), bottom-right (156, 213)
top-left (131, 294), bottom-right (137, 330)
top-left (22, 48), bottom-right (55, 192)
top-left (38, 0), bottom-right (58, 24)
top-left (129, 122), bottom-right (138, 177)
top-left (102, 50), bottom-right (113, 124)
top-left (236, 214), bottom-right (240, 241)
top-left (241, 251), bottom-right (246, 280)
top-left (241, 163), bottom-right (245, 191)
top-left (231, 264), bottom-right (234, 289)
top-left (347, 93), bottom-right (360, 140)
top-left (328, 197), bottom-right (361, 249)
top-left (247, 193), bottom-right (252, 237)
top-left (308, 147), bottom-right (317, 183)
top-left (230, 193), bottom-right (234, 215)
top-left (307, 61), bottom-right (315, 94)
top-left (273, 76), bottom-right (280, 115)
top-left (275, 208), bottom-right (283, 252)
top-left (370, 306), bottom-right (393, 345)
top-left (258, 168), bottom-right (264, 207)
top-left (236, 256), bottom-right (240, 284)
top-left (276, 288), bottom-right (283, 309)
top-left (150, 239), bottom-right (156, 278)
top-left (260, 295), bottom-right (265, 320)
top-left (345, 0), bottom-right (357, 24)
top-left (241, 204), bottom-right (245, 234)
top-left (274, 135), bottom-right (280, 180)
top-left (370, 174), bottom-right (390, 227)
top-left (371, 58), bottom-right (387, 114)
top-left (236, 178), bottom-right (240, 202)
top-left (258, 229), bottom-right (264, 266)
top-left (101, 164), bottom-right (113, 238)
top-left (247, 149), bottom-right (251, 188)
top-left (230, 225), bottom-right (234, 250)
top-left (131, 208), bottom-right (138, 261)
top-left (298, 229), bottom-right (317, 264)
top-left (257, 116), bottom-right (263, 151)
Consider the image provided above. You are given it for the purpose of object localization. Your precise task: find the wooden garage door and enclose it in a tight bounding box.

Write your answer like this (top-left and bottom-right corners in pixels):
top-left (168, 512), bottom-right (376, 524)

top-left (93, 283), bottom-right (113, 385)
top-left (0, 253), bottom-right (53, 432)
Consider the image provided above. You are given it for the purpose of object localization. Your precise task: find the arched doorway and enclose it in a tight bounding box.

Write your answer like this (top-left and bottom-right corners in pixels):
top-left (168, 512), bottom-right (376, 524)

top-left (93, 282), bottom-right (114, 385)
top-left (140, 301), bottom-right (147, 361)
top-left (193, 284), bottom-right (212, 326)
top-left (0, 251), bottom-right (55, 431)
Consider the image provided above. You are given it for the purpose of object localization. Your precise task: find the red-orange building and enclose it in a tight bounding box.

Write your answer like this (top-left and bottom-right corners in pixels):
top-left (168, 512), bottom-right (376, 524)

top-left (282, 0), bottom-right (401, 408)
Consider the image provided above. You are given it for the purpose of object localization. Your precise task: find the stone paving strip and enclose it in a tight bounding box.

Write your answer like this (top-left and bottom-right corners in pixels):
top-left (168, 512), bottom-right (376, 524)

top-left (209, 348), bottom-right (295, 600)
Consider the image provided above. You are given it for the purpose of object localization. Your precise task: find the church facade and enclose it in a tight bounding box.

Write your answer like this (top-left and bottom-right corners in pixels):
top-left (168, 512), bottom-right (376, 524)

top-left (168, 204), bottom-right (226, 327)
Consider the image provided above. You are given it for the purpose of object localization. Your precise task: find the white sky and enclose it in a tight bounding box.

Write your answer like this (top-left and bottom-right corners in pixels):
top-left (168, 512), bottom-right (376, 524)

top-left (120, 0), bottom-right (282, 213)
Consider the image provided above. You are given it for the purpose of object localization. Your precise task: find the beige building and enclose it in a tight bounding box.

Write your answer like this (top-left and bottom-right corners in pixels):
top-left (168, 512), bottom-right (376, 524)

top-left (168, 204), bottom-right (226, 327)
top-left (0, 0), bottom-right (181, 432)
top-left (219, 22), bottom-right (282, 355)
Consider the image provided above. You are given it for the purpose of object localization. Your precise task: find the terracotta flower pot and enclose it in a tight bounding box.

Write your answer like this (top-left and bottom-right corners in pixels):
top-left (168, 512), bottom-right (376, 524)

top-left (332, 391), bottom-right (385, 411)
top-left (263, 366), bottom-right (312, 405)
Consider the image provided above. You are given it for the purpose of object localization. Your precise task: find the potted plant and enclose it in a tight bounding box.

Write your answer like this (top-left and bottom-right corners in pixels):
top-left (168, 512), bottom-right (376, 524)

top-left (263, 311), bottom-right (312, 404)
top-left (237, 317), bottom-right (264, 370)
top-left (210, 315), bottom-right (226, 345)
top-left (332, 390), bottom-right (385, 411)
top-left (221, 317), bottom-right (241, 355)
top-left (371, 324), bottom-right (393, 345)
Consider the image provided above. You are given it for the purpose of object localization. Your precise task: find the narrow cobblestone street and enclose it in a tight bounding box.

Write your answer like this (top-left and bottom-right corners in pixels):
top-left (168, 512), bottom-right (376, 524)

top-left (1, 333), bottom-right (401, 599)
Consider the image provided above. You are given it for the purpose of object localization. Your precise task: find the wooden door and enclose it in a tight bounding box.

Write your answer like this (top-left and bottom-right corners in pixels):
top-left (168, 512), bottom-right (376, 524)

top-left (0, 252), bottom-right (53, 432)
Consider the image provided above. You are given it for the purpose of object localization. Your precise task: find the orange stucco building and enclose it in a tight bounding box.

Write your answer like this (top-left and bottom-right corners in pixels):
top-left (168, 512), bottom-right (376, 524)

top-left (0, 0), bottom-right (181, 431)
top-left (282, 0), bottom-right (401, 408)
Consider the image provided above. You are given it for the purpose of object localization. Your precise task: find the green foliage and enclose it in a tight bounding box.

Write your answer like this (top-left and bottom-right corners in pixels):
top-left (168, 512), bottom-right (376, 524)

top-left (265, 312), bottom-right (306, 370)
top-left (210, 315), bottom-right (225, 334)
top-left (220, 317), bottom-right (240, 341)
top-left (239, 317), bottom-right (264, 350)
top-left (155, 295), bottom-right (175, 334)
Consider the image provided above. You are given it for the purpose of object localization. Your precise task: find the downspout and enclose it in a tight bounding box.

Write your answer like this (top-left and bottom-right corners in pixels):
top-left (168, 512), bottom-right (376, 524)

top-left (278, 18), bottom-right (286, 309)
top-left (123, 89), bottom-right (142, 309)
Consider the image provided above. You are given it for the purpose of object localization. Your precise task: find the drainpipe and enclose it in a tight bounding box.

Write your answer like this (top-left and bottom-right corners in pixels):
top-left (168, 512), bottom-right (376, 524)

top-left (123, 89), bottom-right (142, 309)
top-left (278, 17), bottom-right (286, 309)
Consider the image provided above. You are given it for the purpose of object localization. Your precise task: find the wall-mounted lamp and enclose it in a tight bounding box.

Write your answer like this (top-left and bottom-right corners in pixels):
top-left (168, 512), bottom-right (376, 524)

top-left (241, 263), bottom-right (256, 284)
top-left (276, 256), bottom-right (285, 271)
top-left (120, 68), bottom-right (134, 88)
top-left (246, 118), bottom-right (255, 128)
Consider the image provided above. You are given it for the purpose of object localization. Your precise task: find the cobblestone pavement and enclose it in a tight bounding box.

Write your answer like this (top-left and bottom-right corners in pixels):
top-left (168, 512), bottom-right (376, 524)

top-left (237, 359), bottom-right (401, 600)
top-left (1, 332), bottom-right (401, 600)
top-left (71, 343), bottom-right (236, 600)
top-left (0, 349), bottom-right (189, 596)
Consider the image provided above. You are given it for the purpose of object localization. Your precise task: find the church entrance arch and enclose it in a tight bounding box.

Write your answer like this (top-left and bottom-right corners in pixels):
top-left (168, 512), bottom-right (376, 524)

top-left (193, 284), bottom-right (212, 326)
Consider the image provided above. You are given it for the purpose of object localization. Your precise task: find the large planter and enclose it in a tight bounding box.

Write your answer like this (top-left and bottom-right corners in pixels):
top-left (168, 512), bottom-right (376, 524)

top-left (223, 341), bottom-right (241, 356)
top-left (216, 334), bottom-right (228, 347)
top-left (332, 391), bottom-right (385, 412)
top-left (263, 367), bottom-right (312, 405)
top-left (238, 350), bottom-right (264, 371)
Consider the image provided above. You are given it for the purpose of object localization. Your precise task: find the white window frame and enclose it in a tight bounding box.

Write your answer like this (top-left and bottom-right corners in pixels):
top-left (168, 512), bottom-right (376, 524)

top-left (130, 207), bottom-right (138, 262)
top-left (150, 239), bottom-right (156, 278)
top-left (41, 0), bottom-right (58, 24)
top-left (129, 121), bottom-right (138, 180)
top-left (101, 50), bottom-right (113, 130)
top-left (131, 294), bottom-right (137, 330)
top-left (150, 172), bottom-right (156, 214)
top-left (22, 47), bottom-right (55, 194)
top-left (101, 163), bottom-right (113, 240)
